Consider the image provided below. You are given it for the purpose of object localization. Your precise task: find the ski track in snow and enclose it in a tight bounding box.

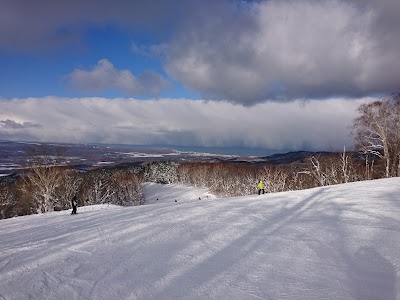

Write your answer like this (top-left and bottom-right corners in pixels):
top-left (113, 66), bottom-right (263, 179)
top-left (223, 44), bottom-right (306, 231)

top-left (0, 178), bottom-right (399, 299)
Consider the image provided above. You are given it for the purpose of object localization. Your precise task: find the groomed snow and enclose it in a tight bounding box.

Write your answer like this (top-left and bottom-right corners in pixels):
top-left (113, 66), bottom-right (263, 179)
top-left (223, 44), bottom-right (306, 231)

top-left (0, 178), bottom-right (399, 299)
top-left (142, 182), bottom-right (216, 204)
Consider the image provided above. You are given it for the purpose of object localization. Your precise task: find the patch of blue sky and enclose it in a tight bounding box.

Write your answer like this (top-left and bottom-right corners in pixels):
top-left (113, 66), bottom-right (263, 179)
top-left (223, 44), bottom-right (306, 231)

top-left (0, 50), bottom-right (67, 98)
top-left (0, 24), bottom-right (200, 100)
top-left (84, 27), bottom-right (165, 74)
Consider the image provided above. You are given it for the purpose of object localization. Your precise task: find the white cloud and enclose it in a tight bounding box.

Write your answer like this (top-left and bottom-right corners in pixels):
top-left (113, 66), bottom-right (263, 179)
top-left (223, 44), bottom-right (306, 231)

top-left (66, 59), bottom-right (170, 96)
top-left (0, 96), bottom-right (374, 152)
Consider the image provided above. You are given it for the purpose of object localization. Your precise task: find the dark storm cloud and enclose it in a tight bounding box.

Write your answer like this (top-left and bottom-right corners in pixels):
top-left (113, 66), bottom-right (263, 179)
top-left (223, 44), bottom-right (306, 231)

top-left (0, 0), bottom-right (187, 52)
top-left (1, 0), bottom-right (399, 102)
top-left (0, 119), bottom-right (41, 129)
top-left (164, 0), bottom-right (400, 103)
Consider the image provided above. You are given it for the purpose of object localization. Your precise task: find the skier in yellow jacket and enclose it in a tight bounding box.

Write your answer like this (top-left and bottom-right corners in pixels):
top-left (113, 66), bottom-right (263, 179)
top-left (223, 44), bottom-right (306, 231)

top-left (257, 180), bottom-right (265, 195)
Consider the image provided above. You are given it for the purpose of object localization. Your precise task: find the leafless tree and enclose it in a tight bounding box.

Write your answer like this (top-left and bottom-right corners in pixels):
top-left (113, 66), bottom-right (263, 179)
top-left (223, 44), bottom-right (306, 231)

top-left (110, 170), bottom-right (144, 206)
top-left (0, 184), bottom-right (16, 219)
top-left (307, 156), bottom-right (328, 186)
top-left (55, 170), bottom-right (83, 210)
top-left (352, 94), bottom-right (400, 178)
top-left (20, 165), bottom-right (64, 213)
top-left (260, 165), bottom-right (289, 192)
top-left (88, 172), bottom-right (115, 204)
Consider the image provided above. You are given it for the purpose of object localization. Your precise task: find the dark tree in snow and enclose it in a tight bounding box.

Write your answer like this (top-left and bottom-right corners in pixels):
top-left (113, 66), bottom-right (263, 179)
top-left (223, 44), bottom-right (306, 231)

top-left (0, 183), bottom-right (18, 219)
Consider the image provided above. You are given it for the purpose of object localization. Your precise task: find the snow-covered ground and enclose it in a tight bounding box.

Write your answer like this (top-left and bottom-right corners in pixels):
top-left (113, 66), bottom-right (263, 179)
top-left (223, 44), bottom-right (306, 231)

top-left (0, 178), bottom-right (399, 300)
top-left (142, 182), bottom-right (216, 204)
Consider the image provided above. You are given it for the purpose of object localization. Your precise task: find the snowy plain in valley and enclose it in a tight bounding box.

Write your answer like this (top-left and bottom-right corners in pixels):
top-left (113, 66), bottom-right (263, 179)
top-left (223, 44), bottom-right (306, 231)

top-left (0, 178), bottom-right (399, 300)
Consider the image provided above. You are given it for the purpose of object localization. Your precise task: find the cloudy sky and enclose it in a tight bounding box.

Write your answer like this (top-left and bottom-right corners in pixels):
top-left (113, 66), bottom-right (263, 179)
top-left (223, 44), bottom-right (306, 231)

top-left (1, 0), bottom-right (399, 153)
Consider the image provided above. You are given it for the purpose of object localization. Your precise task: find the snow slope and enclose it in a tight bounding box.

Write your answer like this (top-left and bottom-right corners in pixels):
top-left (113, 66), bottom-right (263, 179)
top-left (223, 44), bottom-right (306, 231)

top-left (142, 182), bottom-right (216, 204)
top-left (0, 178), bottom-right (399, 300)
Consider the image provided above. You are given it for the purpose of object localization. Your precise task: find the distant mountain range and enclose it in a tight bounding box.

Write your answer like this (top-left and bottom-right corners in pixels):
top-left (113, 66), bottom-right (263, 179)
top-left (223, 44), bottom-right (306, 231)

top-left (261, 151), bottom-right (337, 164)
top-left (0, 140), bottom-right (349, 175)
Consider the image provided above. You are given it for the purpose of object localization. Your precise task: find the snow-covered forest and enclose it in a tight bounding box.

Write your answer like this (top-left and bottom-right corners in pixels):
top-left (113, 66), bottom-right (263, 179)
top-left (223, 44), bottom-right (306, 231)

top-left (0, 148), bottom-right (390, 219)
top-left (0, 152), bottom-right (371, 219)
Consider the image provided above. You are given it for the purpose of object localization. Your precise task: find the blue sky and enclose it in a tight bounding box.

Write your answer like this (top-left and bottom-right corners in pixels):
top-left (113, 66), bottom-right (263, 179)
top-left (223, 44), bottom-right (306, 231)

top-left (0, 25), bottom-right (169, 98)
top-left (0, 0), bottom-right (399, 152)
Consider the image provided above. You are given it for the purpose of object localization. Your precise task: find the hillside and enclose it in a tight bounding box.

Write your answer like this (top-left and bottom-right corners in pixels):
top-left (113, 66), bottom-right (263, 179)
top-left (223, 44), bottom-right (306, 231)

top-left (0, 178), bottom-right (399, 299)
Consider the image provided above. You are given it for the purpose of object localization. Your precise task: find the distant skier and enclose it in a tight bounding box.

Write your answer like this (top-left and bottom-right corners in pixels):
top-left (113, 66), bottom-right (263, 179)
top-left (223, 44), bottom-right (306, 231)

top-left (257, 180), bottom-right (265, 195)
top-left (71, 195), bottom-right (78, 215)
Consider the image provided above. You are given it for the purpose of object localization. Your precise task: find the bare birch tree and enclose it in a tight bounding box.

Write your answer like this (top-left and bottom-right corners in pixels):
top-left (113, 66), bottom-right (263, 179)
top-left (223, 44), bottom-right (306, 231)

top-left (55, 170), bottom-right (83, 210)
top-left (352, 94), bottom-right (400, 178)
top-left (87, 172), bottom-right (115, 204)
top-left (20, 165), bottom-right (64, 213)
top-left (260, 165), bottom-right (289, 192)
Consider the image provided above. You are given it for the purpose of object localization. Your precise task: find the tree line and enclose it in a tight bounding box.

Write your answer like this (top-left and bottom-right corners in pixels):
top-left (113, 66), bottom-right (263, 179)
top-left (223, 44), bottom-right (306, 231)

top-left (0, 165), bottom-right (144, 219)
top-left (0, 93), bottom-right (399, 219)
top-left (143, 150), bottom-right (369, 197)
